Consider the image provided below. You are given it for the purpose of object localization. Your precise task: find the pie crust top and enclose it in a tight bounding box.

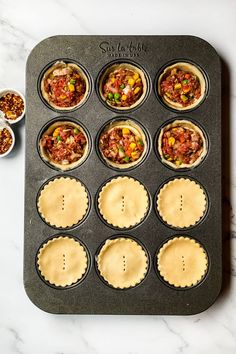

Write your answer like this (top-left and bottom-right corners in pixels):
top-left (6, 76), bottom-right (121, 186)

top-left (37, 177), bottom-right (89, 228)
top-left (97, 237), bottom-right (148, 288)
top-left (98, 176), bottom-right (149, 228)
top-left (157, 236), bottom-right (208, 287)
top-left (157, 178), bottom-right (207, 228)
top-left (37, 236), bottom-right (88, 287)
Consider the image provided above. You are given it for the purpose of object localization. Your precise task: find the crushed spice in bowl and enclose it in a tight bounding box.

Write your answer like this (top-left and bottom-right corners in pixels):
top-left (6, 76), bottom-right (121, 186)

top-left (0, 89), bottom-right (25, 124)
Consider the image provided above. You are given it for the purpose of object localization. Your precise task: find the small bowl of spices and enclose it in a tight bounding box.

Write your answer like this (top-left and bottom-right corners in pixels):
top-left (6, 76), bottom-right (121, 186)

top-left (0, 120), bottom-right (15, 157)
top-left (0, 89), bottom-right (25, 124)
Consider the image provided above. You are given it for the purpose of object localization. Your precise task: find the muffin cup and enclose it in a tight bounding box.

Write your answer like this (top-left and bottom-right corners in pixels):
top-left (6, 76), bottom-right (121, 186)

top-left (98, 61), bottom-right (148, 111)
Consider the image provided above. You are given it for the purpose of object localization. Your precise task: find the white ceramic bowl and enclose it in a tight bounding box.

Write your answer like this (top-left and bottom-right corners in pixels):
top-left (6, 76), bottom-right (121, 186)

top-left (0, 119), bottom-right (15, 157)
top-left (0, 88), bottom-right (25, 124)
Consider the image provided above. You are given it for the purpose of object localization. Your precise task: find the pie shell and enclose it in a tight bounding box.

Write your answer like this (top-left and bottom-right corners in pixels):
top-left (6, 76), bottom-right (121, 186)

top-left (157, 236), bottom-right (208, 287)
top-left (39, 120), bottom-right (89, 171)
top-left (41, 61), bottom-right (89, 110)
top-left (157, 178), bottom-right (207, 228)
top-left (97, 237), bottom-right (148, 289)
top-left (158, 62), bottom-right (206, 111)
top-left (37, 177), bottom-right (89, 228)
top-left (99, 63), bottom-right (147, 110)
top-left (37, 236), bottom-right (88, 287)
top-left (98, 176), bottom-right (149, 228)
top-left (99, 119), bottom-right (147, 169)
top-left (158, 119), bottom-right (207, 169)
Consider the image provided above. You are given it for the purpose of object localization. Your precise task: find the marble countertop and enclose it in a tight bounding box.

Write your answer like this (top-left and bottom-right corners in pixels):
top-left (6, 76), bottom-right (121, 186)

top-left (0, 0), bottom-right (235, 353)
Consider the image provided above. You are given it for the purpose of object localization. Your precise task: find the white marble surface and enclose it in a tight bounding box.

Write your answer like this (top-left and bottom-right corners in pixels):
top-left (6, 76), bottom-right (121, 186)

top-left (0, 0), bottom-right (235, 353)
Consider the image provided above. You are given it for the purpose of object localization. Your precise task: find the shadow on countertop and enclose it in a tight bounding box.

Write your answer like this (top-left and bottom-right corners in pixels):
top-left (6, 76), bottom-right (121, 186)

top-left (220, 57), bottom-right (233, 301)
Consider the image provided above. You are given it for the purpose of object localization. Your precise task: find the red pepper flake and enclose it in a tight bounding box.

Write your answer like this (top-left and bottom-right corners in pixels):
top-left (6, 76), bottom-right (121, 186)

top-left (0, 93), bottom-right (24, 120)
top-left (0, 128), bottom-right (13, 154)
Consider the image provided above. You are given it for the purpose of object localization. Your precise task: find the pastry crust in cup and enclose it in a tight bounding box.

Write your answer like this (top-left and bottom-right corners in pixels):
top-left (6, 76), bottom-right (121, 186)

top-left (99, 119), bottom-right (147, 169)
top-left (41, 61), bottom-right (89, 110)
top-left (98, 176), bottom-right (149, 229)
top-left (158, 119), bottom-right (207, 169)
top-left (37, 236), bottom-right (88, 287)
top-left (156, 178), bottom-right (207, 228)
top-left (158, 62), bottom-right (206, 111)
top-left (37, 176), bottom-right (89, 228)
top-left (97, 237), bottom-right (148, 289)
top-left (39, 120), bottom-right (89, 171)
top-left (99, 63), bottom-right (147, 110)
top-left (157, 236), bottom-right (208, 288)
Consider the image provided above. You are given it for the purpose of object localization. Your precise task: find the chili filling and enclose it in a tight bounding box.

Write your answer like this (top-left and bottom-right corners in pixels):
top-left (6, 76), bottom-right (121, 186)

top-left (41, 124), bottom-right (87, 165)
top-left (161, 126), bottom-right (203, 166)
top-left (160, 67), bottom-right (201, 107)
top-left (43, 65), bottom-right (86, 108)
top-left (100, 127), bottom-right (144, 165)
top-left (102, 68), bottom-right (143, 108)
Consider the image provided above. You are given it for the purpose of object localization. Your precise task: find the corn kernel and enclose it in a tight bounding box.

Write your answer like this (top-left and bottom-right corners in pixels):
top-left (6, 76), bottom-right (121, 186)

top-left (60, 94), bottom-right (67, 100)
top-left (111, 77), bottom-right (115, 83)
top-left (128, 78), bottom-right (135, 86)
top-left (181, 94), bottom-right (188, 102)
top-left (131, 151), bottom-right (138, 158)
top-left (133, 72), bottom-right (139, 80)
top-left (68, 83), bottom-right (75, 92)
top-left (130, 142), bottom-right (136, 149)
top-left (134, 87), bottom-right (141, 95)
top-left (53, 127), bottom-right (61, 137)
top-left (174, 83), bottom-right (181, 90)
top-left (168, 137), bottom-right (175, 146)
top-left (175, 160), bottom-right (182, 166)
top-left (136, 78), bottom-right (141, 83)
top-left (121, 94), bottom-right (127, 101)
top-left (122, 128), bottom-right (130, 135)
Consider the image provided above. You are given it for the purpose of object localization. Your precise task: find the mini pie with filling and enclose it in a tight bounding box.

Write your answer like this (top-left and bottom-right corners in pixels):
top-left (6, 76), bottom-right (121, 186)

top-left (37, 176), bottom-right (89, 228)
top-left (157, 236), bottom-right (208, 287)
top-left (99, 62), bottom-right (147, 110)
top-left (158, 61), bottom-right (206, 110)
top-left (41, 61), bottom-right (89, 110)
top-left (37, 236), bottom-right (88, 287)
top-left (98, 176), bottom-right (149, 228)
top-left (97, 237), bottom-right (148, 288)
top-left (157, 178), bottom-right (207, 228)
top-left (99, 119), bottom-right (147, 169)
top-left (39, 120), bottom-right (89, 171)
top-left (158, 119), bottom-right (207, 169)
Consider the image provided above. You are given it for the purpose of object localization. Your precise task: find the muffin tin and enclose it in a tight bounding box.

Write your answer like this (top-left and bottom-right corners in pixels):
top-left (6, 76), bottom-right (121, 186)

top-left (24, 35), bottom-right (222, 315)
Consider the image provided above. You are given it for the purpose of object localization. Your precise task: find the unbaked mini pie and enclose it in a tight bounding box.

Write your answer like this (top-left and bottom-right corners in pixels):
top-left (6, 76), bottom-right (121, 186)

top-left (37, 176), bottom-right (89, 228)
top-left (156, 177), bottom-right (207, 228)
top-left (157, 236), bottom-right (208, 288)
top-left (97, 237), bottom-right (148, 289)
top-left (98, 176), bottom-right (149, 228)
top-left (37, 236), bottom-right (88, 287)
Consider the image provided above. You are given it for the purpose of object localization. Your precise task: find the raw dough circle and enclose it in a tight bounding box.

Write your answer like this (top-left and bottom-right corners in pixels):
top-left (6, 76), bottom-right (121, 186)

top-left (156, 178), bottom-right (207, 228)
top-left (98, 176), bottom-right (149, 228)
top-left (157, 236), bottom-right (208, 287)
top-left (37, 236), bottom-right (88, 287)
top-left (97, 237), bottom-right (148, 288)
top-left (37, 176), bottom-right (89, 228)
